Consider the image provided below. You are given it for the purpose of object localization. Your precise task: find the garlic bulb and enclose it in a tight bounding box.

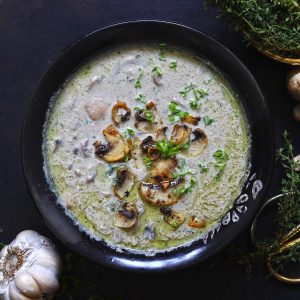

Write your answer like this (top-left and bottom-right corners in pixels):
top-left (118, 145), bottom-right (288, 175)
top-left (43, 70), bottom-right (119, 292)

top-left (0, 230), bottom-right (62, 300)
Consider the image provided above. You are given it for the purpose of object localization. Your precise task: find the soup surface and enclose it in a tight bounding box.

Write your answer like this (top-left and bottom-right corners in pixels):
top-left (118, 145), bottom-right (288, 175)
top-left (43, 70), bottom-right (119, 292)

top-left (44, 43), bottom-right (250, 255)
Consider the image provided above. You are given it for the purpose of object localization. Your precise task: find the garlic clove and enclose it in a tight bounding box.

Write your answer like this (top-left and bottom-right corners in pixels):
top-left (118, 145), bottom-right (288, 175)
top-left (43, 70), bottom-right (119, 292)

top-left (14, 272), bottom-right (41, 298)
top-left (27, 265), bottom-right (59, 293)
top-left (3, 288), bottom-right (10, 300)
top-left (14, 230), bottom-right (46, 249)
top-left (9, 281), bottom-right (33, 300)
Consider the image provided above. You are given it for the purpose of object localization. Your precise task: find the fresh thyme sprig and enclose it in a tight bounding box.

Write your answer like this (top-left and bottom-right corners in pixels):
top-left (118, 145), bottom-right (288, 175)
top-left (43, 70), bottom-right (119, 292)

top-left (207, 0), bottom-right (300, 58)
top-left (231, 131), bottom-right (300, 276)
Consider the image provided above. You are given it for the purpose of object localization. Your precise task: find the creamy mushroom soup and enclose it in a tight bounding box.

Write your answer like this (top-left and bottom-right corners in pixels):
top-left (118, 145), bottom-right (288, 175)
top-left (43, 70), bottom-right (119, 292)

top-left (43, 44), bottom-right (250, 255)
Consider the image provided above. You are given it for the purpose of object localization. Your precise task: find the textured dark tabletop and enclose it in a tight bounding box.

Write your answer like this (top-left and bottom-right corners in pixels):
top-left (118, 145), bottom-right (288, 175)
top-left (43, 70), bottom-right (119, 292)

top-left (1, 1), bottom-right (300, 299)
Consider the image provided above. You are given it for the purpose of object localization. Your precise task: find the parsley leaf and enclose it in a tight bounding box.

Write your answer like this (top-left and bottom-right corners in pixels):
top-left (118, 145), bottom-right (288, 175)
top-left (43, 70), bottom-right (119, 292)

top-left (173, 178), bottom-right (196, 195)
top-left (134, 67), bottom-right (143, 89)
top-left (180, 83), bottom-right (197, 98)
top-left (152, 65), bottom-right (163, 77)
top-left (127, 128), bottom-right (135, 136)
top-left (143, 157), bottom-right (153, 168)
top-left (144, 109), bottom-right (155, 123)
top-left (199, 162), bottom-right (208, 173)
top-left (169, 61), bottom-right (177, 71)
top-left (159, 43), bottom-right (168, 61)
top-left (203, 116), bottom-right (214, 125)
top-left (156, 140), bottom-right (181, 158)
top-left (190, 100), bottom-right (201, 110)
top-left (168, 101), bottom-right (189, 122)
top-left (135, 93), bottom-right (147, 104)
top-left (213, 149), bottom-right (229, 179)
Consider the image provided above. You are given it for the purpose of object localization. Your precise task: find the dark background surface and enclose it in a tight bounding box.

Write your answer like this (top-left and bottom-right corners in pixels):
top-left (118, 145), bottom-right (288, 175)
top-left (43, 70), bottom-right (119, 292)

top-left (0, 0), bottom-right (300, 299)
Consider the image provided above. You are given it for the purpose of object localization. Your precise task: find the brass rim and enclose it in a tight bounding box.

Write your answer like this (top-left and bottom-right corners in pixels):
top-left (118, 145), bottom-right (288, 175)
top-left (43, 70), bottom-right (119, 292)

top-left (251, 193), bottom-right (300, 283)
top-left (258, 48), bottom-right (300, 66)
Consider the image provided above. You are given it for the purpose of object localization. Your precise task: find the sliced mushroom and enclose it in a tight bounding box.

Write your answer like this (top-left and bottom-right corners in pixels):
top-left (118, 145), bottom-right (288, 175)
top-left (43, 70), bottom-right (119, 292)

top-left (131, 137), bottom-right (144, 169)
top-left (182, 114), bottom-right (201, 126)
top-left (114, 166), bottom-right (136, 199)
top-left (160, 207), bottom-right (185, 228)
top-left (183, 128), bottom-right (208, 157)
top-left (156, 126), bottom-right (168, 141)
top-left (188, 216), bottom-right (206, 228)
top-left (139, 177), bottom-right (184, 206)
top-left (147, 146), bottom-right (161, 161)
top-left (149, 158), bottom-right (178, 182)
top-left (114, 202), bottom-right (138, 229)
top-left (140, 136), bottom-right (155, 153)
top-left (134, 101), bottom-right (163, 133)
top-left (170, 125), bottom-right (191, 146)
top-left (94, 124), bottom-right (130, 162)
top-left (112, 101), bottom-right (131, 124)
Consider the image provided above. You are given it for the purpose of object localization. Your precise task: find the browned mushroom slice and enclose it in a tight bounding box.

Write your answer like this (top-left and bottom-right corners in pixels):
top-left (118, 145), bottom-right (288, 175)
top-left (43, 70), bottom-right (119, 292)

top-left (149, 158), bottom-right (178, 182)
top-left (94, 124), bottom-right (130, 162)
top-left (139, 177), bottom-right (184, 206)
top-left (134, 101), bottom-right (163, 133)
top-left (182, 114), bottom-right (201, 126)
top-left (114, 166), bottom-right (136, 199)
top-left (112, 101), bottom-right (131, 124)
top-left (114, 202), bottom-right (138, 229)
top-left (147, 146), bottom-right (161, 161)
top-left (140, 136), bottom-right (155, 153)
top-left (160, 207), bottom-right (185, 228)
top-left (188, 216), bottom-right (206, 228)
top-left (156, 126), bottom-right (168, 141)
top-left (131, 137), bottom-right (144, 169)
top-left (183, 128), bottom-right (208, 157)
top-left (170, 125), bottom-right (191, 146)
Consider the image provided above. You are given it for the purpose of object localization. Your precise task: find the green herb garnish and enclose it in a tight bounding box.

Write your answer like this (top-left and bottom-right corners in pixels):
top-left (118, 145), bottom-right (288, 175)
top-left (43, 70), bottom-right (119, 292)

top-left (156, 140), bottom-right (181, 158)
top-left (144, 109), bottom-right (155, 123)
top-left (213, 149), bottom-right (229, 179)
top-left (159, 43), bottom-right (168, 61)
top-left (169, 60), bottom-right (177, 71)
top-left (173, 178), bottom-right (197, 195)
top-left (181, 141), bottom-right (191, 150)
top-left (135, 93), bottom-right (147, 104)
top-left (207, 0), bottom-right (300, 59)
top-left (180, 83), bottom-right (197, 98)
top-left (143, 157), bottom-right (153, 168)
top-left (134, 106), bottom-right (155, 123)
top-left (203, 116), bottom-right (214, 125)
top-left (168, 101), bottom-right (189, 122)
top-left (199, 162), bottom-right (208, 173)
top-left (152, 65), bottom-right (163, 77)
top-left (134, 67), bottom-right (143, 88)
top-left (127, 128), bottom-right (135, 136)
top-left (190, 100), bottom-right (201, 110)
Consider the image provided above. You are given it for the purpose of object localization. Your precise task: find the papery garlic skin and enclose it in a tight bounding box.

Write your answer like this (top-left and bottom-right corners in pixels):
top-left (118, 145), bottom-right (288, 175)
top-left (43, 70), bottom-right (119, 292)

top-left (0, 230), bottom-right (62, 300)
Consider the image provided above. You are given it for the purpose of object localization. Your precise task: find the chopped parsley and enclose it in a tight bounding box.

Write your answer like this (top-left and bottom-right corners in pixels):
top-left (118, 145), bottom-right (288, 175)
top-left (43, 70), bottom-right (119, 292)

top-left (156, 140), bottom-right (181, 158)
top-left (127, 128), bottom-right (135, 136)
top-left (134, 106), bottom-right (155, 123)
top-left (199, 162), bottom-right (208, 173)
top-left (180, 83), bottom-right (208, 110)
top-left (124, 154), bottom-right (129, 162)
top-left (190, 100), bottom-right (201, 110)
top-left (181, 141), bottom-right (191, 150)
top-left (143, 157), bottom-right (153, 168)
top-left (143, 109), bottom-right (155, 123)
top-left (213, 149), bottom-right (229, 179)
top-left (159, 43), bottom-right (168, 61)
top-left (134, 67), bottom-right (143, 88)
top-left (203, 116), bottom-right (214, 125)
top-left (168, 101), bottom-right (189, 123)
top-left (172, 157), bottom-right (194, 179)
top-left (173, 178), bottom-right (196, 195)
top-left (169, 61), bottom-right (177, 71)
top-left (135, 93), bottom-right (147, 104)
top-left (152, 65), bottom-right (163, 77)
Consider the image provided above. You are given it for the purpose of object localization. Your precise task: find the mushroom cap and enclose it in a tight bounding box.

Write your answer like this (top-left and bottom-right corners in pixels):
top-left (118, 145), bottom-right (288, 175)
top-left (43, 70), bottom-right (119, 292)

top-left (114, 166), bottom-right (136, 199)
top-left (183, 128), bottom-right (208, 157)
top-left (114, 203), bottom-right (138, 229)
top-left (139, 177), bottom-right (185, 206)
top-left (111, 101), bottom-right (131, 124)
top-left (170, 124), bottom-right (191, 146)
top-left (94, 124), bottom-right (130, 162)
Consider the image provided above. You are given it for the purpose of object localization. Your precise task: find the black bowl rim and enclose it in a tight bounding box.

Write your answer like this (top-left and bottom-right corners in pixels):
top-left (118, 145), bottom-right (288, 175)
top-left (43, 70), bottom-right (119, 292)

top-left (22, 20), bottom-right (274, 272)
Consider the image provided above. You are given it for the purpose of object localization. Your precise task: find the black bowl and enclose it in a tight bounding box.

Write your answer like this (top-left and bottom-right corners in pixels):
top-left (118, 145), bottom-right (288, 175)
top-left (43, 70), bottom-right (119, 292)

top-left (22, 21), bottom-right (274, 272)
